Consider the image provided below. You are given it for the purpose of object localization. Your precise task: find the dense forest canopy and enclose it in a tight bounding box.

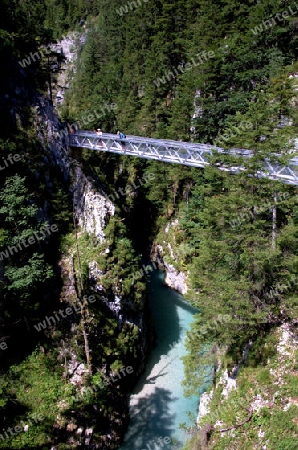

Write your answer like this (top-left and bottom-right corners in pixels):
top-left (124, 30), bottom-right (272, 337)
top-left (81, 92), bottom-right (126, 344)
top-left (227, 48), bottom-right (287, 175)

top-left (0, 0), bottom-right (297, 449)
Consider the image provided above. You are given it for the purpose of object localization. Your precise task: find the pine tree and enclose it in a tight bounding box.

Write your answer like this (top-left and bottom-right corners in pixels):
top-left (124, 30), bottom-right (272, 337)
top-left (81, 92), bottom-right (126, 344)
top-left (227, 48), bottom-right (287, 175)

top-left (0, 175), bottom-right (54, 310)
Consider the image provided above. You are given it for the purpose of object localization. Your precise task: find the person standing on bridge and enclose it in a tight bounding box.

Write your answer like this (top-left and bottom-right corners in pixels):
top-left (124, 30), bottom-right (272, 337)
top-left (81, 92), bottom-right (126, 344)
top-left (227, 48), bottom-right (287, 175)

top-left (117, 130), bottom-right (126, 139)
top-left (69, 125), bottom-right (78, 144)
top-left (95, 128), bottom-right (103, 146)
top-left (117, 130), bottom-right (126, 150)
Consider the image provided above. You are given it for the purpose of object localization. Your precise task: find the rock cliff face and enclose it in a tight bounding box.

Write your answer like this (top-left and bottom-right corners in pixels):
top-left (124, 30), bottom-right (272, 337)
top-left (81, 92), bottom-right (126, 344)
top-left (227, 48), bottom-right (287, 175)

top-left (36, 96), bottom-right (116, 247)
top-left (163, 260), bottom-right (188, 295)
top-left (35, 34), bottom-right (146, 333)
top-left (151, 220), bottom-right (188, 295)
top-left (72, 165), bottom-right (115, 241)
top-left (31, 32), bottom-right (148, 449)
top-left (157, 253), bottom-right (187, 295)
top-left (50, 31), bottom-right (86, 108)
top-left (36, 96), bottom-right (70, 178)
top-left (35, 95), bottom-right (116, 245)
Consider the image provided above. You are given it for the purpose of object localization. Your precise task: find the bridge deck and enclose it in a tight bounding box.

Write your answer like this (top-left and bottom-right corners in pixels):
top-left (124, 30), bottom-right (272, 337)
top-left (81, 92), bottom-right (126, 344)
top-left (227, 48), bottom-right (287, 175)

top-left (67, 131), bottom-right (298, 185)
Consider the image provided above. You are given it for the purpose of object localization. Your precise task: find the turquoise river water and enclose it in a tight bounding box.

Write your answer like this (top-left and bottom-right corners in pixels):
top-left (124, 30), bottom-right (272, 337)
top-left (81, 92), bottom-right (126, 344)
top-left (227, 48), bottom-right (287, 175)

top-left (119, 270), bottom-right (198, 450)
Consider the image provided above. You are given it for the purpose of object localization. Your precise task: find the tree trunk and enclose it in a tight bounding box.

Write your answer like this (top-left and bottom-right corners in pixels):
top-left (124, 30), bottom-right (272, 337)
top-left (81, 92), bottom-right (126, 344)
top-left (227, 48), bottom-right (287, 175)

top-left (211, 344), bottom-right (218, 388)
top-left (272, 191), bottom-right (277, 249)
top-left (80, 308), bottom-right (92, 374)
top-left (72, 203), bottom-right (92, 374)
top-left (212, 362), bottom-right (217, 388)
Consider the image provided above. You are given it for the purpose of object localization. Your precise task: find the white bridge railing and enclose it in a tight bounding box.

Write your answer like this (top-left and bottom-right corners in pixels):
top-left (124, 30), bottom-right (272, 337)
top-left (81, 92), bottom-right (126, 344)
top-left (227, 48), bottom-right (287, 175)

top-left (67, 131), bottom-right (298, 185)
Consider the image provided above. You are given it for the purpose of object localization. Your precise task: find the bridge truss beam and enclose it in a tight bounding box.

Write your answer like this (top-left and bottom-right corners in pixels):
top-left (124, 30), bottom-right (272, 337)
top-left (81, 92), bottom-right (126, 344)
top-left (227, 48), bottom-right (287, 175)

top-left (67, 131), bottom-right (298, 185)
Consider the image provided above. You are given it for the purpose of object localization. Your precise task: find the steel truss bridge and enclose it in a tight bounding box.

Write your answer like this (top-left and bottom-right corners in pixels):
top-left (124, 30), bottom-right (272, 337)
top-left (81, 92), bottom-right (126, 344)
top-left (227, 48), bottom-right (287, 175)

top-left (67, 131), bottom-right (298, 185)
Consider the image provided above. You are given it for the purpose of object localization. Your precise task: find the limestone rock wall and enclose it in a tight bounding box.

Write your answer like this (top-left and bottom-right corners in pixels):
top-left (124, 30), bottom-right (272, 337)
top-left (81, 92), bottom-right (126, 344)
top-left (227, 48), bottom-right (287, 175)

top-left (34, 34), bottom-right (135, 328)
top-left (72, 166), bottom-right (115, 241)
top-left (151, 219), bottom-right (189, 295)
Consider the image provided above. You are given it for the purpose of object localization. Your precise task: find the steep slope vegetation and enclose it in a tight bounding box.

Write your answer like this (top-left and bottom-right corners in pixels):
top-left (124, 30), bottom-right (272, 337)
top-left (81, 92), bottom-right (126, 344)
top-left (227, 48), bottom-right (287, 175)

top-left (0, 1), bottom-right (297, 449)
top-left (0, 2), bottom-right (149, 449)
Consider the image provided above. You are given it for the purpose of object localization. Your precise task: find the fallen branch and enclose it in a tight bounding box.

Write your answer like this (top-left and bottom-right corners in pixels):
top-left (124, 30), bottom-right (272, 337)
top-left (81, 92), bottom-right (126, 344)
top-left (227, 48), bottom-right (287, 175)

top-left (216, 407), bottom-right (253, 433)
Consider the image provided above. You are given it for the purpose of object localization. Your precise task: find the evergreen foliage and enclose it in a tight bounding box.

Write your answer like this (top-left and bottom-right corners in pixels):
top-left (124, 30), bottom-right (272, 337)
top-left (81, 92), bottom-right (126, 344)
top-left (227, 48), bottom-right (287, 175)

top-left (0, 0), bottom-right (297, 448)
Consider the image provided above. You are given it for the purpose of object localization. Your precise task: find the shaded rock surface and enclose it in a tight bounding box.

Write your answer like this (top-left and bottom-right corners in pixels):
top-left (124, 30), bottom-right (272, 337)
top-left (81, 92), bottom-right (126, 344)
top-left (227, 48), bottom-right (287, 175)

top-left (31, 31), bottom-right (148, 449)
top-left (151, 242), bottom-right (188, 295)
